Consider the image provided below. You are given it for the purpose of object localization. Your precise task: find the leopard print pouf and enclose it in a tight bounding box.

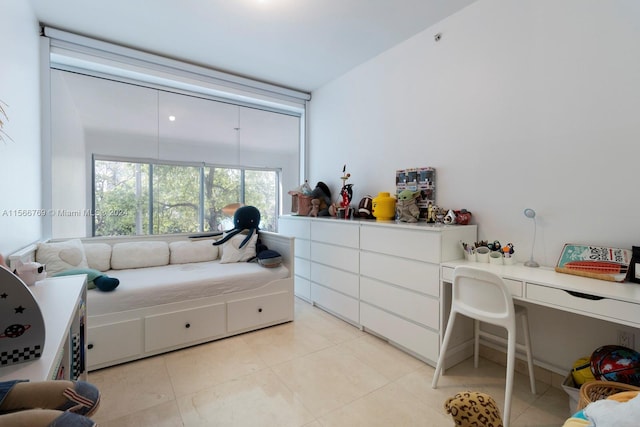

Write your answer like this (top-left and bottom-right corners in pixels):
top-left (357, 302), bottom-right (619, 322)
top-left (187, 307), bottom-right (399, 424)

top-left (444, 391), bottom-right (504, 427)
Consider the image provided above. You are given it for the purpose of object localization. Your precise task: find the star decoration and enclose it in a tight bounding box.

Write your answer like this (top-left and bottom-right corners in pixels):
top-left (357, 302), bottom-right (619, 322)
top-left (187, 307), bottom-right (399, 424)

top-left (0, 293), bottom-right (7, 299)
top-left (14, 305), bottom-right (25, 314)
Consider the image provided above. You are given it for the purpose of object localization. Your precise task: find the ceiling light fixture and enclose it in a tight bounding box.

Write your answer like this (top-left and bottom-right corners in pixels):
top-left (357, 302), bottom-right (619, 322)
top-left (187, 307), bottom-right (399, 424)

top-left (168, 115), bottom-right (176, 121)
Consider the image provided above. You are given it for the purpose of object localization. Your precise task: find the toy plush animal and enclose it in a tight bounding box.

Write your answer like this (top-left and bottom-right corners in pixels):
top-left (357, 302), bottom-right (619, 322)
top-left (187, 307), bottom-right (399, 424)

top-left (444, 391), bottom-right (503, 427)
top-left (13, 260), bottom-right (47, 286)
top-left (213, 205), bottom-right (261, 249)
top-left (310, 182), bottom-right (332, 216)
top-left (396, 189), bottom-right (420, 222)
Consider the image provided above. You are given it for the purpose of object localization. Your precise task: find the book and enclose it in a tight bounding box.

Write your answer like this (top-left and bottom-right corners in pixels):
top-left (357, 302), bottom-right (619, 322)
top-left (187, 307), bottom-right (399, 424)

top-left (555, 244), bottom-right (632, 282)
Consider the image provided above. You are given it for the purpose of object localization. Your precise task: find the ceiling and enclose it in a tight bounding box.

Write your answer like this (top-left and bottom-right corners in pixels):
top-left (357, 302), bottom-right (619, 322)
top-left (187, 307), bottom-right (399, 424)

top-left (30, 0), bottom-right (477, 93)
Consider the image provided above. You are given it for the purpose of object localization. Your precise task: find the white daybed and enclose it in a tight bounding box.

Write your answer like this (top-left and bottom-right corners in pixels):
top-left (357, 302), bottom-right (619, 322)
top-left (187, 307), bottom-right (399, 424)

top-left (9, 231), bottom-right (294, 371)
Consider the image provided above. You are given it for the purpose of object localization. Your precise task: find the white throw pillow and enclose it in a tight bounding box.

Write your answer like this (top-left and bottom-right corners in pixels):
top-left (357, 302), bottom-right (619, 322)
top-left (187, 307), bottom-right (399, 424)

top-left (36, 239), bottom-right (89, 275)
top-left (219, 232), bottom-right (258, 264)
top-left (83, 243), bottom-right (112, 272)
top-left (110, 241), bottom-right (169, 270)
top-left (169, 240), bottom-right (219, 264)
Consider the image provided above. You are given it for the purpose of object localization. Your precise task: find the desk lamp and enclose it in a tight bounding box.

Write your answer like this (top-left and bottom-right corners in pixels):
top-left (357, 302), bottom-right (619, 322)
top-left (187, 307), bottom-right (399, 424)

top-left (523, 208), bottom-right (540, 267)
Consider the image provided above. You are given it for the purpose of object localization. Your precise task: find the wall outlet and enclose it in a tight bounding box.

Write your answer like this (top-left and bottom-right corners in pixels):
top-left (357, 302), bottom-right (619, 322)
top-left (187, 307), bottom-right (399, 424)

top-left (618, 330), bottom-right (635, 349)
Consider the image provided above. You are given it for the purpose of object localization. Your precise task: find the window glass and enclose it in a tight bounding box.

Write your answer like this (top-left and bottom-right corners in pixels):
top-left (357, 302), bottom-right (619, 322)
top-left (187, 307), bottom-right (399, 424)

top-left (152, 164), bottom-right (201, 234)
top-left (94, 160), bottom-right (149, 236)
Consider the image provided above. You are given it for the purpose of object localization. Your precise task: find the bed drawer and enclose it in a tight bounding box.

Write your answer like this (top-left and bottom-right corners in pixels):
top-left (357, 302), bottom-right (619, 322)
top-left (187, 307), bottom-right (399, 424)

top-left (227, 291), bottom-right (292, 333)
top-left (87, 318), bottom-right (143, 368)
top-left (145, 303), bottom-right (226, 352)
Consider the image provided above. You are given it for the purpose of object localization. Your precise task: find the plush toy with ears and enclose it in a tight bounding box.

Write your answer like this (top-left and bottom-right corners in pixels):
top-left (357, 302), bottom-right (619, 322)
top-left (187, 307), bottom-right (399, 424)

top-left (13, 261), bottom-right (47, 286)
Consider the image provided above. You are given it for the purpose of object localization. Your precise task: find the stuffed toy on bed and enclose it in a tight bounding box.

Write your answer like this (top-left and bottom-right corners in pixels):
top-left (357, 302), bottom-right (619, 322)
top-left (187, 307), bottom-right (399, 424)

top-left (52, 268), bottom-right (120, 292)
top-left (213, 205), bottom-right (261, 249)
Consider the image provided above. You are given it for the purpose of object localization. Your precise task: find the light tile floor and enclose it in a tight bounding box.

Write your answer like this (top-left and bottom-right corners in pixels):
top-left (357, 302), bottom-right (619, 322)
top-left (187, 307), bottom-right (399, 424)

top-left (89, 298), bottom-right (571, 426)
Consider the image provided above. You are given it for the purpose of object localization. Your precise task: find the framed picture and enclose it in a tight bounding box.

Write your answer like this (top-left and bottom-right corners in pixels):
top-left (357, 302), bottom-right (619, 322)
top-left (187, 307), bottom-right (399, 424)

top-left (555, 244), bottom-right (632, 282)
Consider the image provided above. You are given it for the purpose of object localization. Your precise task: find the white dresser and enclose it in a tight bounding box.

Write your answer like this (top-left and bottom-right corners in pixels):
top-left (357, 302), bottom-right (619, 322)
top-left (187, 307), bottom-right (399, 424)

top-left (278, 215), bottom-right (477, 364)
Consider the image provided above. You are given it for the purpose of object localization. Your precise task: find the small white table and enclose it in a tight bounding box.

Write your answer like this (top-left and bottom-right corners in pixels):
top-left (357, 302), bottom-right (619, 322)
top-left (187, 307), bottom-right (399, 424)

top-left (0, 276), bottom-right (87, 382)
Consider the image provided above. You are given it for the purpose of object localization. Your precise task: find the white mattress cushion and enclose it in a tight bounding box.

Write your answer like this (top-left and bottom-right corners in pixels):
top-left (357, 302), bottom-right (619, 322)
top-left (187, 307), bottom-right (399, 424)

top-left (111, 241), bottom-right (169, 270)
top-left (88, 261), bottom-right (289, 315)
top-left (83, 243), bottom-right (112, 272)
top-left (36, 239), bottom-right (89, 275)
top-left (169, 240), bottom-right (219, 264)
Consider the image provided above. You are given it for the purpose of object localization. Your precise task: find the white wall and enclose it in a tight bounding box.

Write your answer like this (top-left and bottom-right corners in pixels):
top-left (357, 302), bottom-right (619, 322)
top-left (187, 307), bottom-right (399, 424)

top-left (309, 0), bottom-right (640, 372)
top-left (0, 1), bottom-right (42, 256)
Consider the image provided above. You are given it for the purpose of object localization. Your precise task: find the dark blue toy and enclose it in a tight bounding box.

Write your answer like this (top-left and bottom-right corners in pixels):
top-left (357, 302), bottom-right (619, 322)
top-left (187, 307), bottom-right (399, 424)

top-left (213, 205), bottom-right (261, 249)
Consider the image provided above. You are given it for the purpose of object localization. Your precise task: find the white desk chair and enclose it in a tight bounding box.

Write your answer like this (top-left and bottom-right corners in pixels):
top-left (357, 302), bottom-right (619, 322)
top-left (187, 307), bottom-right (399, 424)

top-left (432, 266), bottom-right (536, 427)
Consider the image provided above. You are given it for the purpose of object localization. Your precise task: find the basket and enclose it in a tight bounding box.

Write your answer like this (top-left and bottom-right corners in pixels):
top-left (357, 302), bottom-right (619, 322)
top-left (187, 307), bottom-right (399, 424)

top-left (577, 380), bottom-right (640, 410)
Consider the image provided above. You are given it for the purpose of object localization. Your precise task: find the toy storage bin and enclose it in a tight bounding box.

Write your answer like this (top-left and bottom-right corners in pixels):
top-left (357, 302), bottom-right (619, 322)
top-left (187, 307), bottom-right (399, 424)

top-left (290, 193), bottom-right (312, 216)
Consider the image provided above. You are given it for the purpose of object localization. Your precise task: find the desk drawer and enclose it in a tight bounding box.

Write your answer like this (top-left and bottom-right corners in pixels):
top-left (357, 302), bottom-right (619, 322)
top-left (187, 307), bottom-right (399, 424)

top-left (527, 283), bottom-right (640, 325)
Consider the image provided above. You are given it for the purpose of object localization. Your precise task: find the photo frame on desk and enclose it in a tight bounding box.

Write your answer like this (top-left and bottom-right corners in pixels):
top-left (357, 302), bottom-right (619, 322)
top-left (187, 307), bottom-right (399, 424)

top-left (555, 243), bottom-right (632, 282)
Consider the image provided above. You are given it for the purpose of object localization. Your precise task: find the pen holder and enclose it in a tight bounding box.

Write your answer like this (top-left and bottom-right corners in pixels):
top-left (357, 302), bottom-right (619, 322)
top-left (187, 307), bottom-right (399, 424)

top-left (489, 251), bottom-right (503, 265)
top-left (476, 246), bottom-right (490, 263)
top-left (464, 250), bottom-right (476, 262)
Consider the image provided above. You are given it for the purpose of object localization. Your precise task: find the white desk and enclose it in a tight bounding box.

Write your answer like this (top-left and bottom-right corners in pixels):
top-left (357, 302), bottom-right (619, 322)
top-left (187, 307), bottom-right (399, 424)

top-left (441, 260), bottom-right (640, 328)
top-left (0, 276), bottom-right (87, 382)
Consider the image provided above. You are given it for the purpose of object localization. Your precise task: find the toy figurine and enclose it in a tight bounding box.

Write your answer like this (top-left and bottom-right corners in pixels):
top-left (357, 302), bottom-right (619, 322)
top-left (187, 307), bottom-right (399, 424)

top-left (339, 165), bottom-right (353, 219)
top-left (396, 189), bottom-right (420, 222)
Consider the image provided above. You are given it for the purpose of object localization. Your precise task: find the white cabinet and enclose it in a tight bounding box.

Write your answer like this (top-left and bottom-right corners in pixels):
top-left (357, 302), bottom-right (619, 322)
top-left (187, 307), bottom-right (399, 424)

top-left (310, 220), bottom-right (360, 324)
top-left (0, 276), bottom-right (87, 382)
top-left (278, 216), bottom-right (312, 301)
top-left (278, 216), bottom-right (477, 364)
top-left (359, 222), bottom-right (476, 364)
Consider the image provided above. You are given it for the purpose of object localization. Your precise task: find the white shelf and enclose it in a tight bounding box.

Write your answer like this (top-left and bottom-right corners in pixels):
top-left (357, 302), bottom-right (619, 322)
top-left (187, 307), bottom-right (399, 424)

top-left (0, 275), bottom-right (86, 381)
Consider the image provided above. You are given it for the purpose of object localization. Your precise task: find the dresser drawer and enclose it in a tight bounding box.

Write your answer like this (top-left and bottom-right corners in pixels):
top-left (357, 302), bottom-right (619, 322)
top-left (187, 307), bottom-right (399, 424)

top-left (311, 283), bottom-right (359, 324)
top-left (311, 241), bottom-right (359, 274)
top-left (311, 262), bottom-right (359, 297)
top-left (295, 257), bottom-right (310, 280)
top-left (295, 240), bottom-right (311, 259)
top-left (278, 217), bottom-right (310, 239)
top-left (527, 283), bottom-right (640, 325)
top-left (360, 225), bottom-right (441, 263)
top-left (360, 251), bottom-right (439, 296)
top-left (294, 276), bottom-right (311, 301)
top-left (360, 303), bottom-right (439, 363)
top-left (227, 291), bottom-right (292, 332)
top-left (311, 221), bottom-right (359, 248)
top-left (145, 303), bottom-right (226, 352)
top-left (360, 277), bottom-right (438, 329)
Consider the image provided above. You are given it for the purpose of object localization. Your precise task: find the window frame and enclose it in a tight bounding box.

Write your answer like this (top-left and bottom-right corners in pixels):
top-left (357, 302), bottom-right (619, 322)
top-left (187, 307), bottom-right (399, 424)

top-left (92, 155), bottom-right (281, 236)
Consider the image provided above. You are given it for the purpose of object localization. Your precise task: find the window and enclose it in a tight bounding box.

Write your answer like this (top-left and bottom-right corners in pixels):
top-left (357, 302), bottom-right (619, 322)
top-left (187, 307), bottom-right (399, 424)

top-left (94, 159), bottom-right (279, 236)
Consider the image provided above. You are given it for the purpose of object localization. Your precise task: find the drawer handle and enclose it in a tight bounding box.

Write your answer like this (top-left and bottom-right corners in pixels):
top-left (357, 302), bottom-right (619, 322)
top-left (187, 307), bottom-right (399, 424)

top-left (258, 308), bottom-right (263, 313)
top-left (185, 323), bottom-right (191, 328)
top-left (87, 343), bottom-right (94, 350)
top-left (566, 290), bottom-right (604, 301)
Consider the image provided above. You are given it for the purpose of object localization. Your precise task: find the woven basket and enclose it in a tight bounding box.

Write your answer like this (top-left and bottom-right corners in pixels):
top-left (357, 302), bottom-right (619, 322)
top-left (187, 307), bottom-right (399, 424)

top-left (577, 380), bottom-right (640, 410)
